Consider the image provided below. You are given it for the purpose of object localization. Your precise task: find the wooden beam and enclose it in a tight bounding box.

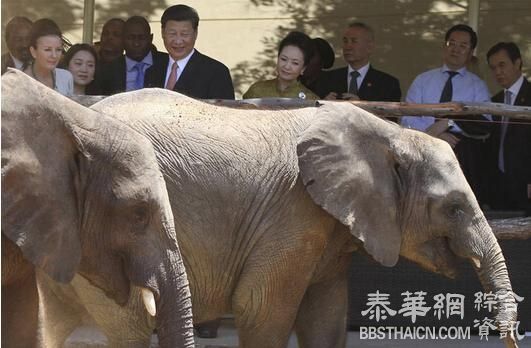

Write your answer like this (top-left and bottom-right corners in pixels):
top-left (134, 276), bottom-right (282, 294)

top-left (70, 96), bottom-right (531, 121)
top-left (489, 217), bottom-right (531, 240)
top-left (345, 101), bottom-right (531, 120)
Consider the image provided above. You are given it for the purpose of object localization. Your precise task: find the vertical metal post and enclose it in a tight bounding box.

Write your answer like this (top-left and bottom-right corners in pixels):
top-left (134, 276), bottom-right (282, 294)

top-left (468, 0), bottom-right (480, 32)
top-left (82, 0), bottom-right (95, 44)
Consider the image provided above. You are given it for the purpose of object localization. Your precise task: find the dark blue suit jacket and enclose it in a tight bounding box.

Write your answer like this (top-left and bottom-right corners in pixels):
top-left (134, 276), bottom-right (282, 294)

top-left (315, 65), bottom-right (401, 102)
top-left (488, 77), bottom-right (531, 211)
top-left (96, 50), bottom-right (167, 96)
top-left (144, 50), bottom-right (234, 100)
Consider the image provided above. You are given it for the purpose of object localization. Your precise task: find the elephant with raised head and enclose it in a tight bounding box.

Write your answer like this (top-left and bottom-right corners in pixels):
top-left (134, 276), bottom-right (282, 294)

top-left (43, 88), bottom-right (518, 347)
top-left (1, 70), bottom-right (194, 348)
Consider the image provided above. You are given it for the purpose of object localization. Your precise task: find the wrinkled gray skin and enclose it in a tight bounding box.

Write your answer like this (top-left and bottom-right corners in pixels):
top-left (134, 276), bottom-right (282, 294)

top-left (1, 71), bottom-right (194, 348)
top-left (54, 88), bottom-right (519, 348)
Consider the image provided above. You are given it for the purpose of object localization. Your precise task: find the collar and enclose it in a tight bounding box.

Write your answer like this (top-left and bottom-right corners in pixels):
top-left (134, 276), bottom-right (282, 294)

top-left (506, 74), bottom-right (524, 97)
top-left (169, 49), bottom-right (195, 71)
top-left (10, 54), bottom-right (24, 69)
top-left (348, 62), bottom-right (370, 80)
top-left (441, 64), bottom-right (467, 77)
top-left (126, 51), bottom-right (154, 71)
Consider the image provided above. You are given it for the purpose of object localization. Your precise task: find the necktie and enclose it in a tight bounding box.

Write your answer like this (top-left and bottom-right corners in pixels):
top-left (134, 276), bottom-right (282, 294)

top-left (498, 90), bottom-right (512, 172)
top-left (165, 62), bottom-right (178, 90)
top-left (348, 71), bottom-right (360, 94)
top-left (133, 62), bottom-right (145, 90)
top-left (439, 71), bottom-right (459, 102)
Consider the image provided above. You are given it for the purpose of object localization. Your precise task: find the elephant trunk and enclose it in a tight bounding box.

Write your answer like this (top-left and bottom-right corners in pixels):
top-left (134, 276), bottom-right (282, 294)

top-left (452, 217), bottom-right (518, 348)
top-left (475, 229), bottom-right (519, 348)
top-left (152, 249), bottom-right (195, 348)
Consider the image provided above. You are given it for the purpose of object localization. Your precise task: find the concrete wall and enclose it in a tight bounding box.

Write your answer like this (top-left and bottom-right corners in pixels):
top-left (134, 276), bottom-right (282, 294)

top-left (2, 0), bottom-right (530, 98)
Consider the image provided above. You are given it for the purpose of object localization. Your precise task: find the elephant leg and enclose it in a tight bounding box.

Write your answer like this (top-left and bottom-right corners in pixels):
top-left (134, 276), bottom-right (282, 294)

top-left (233, 285), bottom-right (303, 348)
top-left (1, 270), bottom-right (38, 348)
top-left (294, 272), bottom-right (349, 348)
top-left (2, 236), bottom-right (38, 348)
top-left (36, 271), bottom-right (86, 348)
top-left (232, 253), bottom-right (317, 348)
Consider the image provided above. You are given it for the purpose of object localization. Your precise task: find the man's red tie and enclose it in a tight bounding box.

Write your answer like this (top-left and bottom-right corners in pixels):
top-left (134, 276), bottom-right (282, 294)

top-left (165, 62), bottom-right (178, 90)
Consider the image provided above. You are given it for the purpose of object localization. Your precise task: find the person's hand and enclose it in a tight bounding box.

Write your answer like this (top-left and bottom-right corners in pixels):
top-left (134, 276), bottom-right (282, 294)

top-left (339, 93), bottom-right (360, 101)
top-left (426, 119), bottom-right (450, 137)
top-left (324, 92), bottom-right (339, 100)
top-left (438, 131), bottom-right (460, 148)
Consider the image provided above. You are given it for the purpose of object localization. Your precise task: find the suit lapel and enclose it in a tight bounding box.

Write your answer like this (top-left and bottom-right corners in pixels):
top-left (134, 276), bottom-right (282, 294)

top-left (514, 78), bottom-right (531, 106)
top-left (359, 66), bottom-right (374, 95)
top-left (118, 57), bottom-right (127, 92)
top-left (2, 53), bottom-right (16, 74)
top-left (491, 90), bottom-right (504, 122)
top-left (174, 50), bottom-right (200, 91)
top-left (147, 54), bottom-right (169, 88)
top-left (6, 54), bottom-right (15, 69)
top-left (340, 67), bottom-right (348, 91)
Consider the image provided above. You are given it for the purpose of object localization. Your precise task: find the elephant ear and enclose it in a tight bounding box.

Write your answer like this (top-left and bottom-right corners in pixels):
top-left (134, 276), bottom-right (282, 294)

top-left (297, 103), bottom-right (403, 267)
top-left (1, 70), bottom-right (96, 283)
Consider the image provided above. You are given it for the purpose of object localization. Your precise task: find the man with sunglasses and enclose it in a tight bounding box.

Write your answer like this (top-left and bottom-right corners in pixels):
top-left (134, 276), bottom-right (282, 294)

top-left (401, 24), bottom-right (491, 203)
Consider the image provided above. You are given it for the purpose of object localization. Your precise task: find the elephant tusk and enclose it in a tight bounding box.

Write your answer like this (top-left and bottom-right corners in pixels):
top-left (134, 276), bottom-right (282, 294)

top-left (471, 257), bottom-right (481, 269)
top-left (141, 287), bottom-right (157, 317)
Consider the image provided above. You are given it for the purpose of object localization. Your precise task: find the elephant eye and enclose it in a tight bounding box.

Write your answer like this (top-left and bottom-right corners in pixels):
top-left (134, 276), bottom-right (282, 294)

top-left (446, 204), bottom-right (464, 220)
top-left (131, 205), bottom-right (151, 232)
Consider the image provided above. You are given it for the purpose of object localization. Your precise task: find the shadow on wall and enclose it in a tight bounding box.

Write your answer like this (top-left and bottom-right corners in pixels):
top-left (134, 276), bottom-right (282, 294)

top-left (1, 0), bottom-right (169, 48)
top-left (1, 0), bottom-right (530, 96)
top-left (233, 0), bottom-right (531, 97)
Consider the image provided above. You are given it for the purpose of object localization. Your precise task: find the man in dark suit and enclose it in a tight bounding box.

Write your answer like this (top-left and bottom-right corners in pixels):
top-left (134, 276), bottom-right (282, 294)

top-left (144, 4), bottom-right (234, 100)
top-left (315, 22), bottom-right (401, 102)
top-left (1, 16), bottom-right (32, 75)
top-left (97, 16), bottom-right (166, 95)
top-left (486, 42), bottom-right (531, 214)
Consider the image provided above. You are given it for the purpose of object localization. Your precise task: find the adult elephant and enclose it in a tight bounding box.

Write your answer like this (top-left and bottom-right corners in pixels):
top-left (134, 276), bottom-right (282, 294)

top-left (80, 89), bottom-right (520, 347)
top-left (1, 70), bottom-right (194, 348)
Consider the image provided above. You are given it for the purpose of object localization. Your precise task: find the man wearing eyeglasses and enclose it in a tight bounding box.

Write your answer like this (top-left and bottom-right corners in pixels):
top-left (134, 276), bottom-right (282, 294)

top-left (144, 4), bottom-right (235, 99)
top-left (400, 24), bottom-right (491, 203)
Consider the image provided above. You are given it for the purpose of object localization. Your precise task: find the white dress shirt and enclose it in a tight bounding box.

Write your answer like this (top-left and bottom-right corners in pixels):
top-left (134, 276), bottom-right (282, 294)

top-left (164, 49), bottom-right (195, 87)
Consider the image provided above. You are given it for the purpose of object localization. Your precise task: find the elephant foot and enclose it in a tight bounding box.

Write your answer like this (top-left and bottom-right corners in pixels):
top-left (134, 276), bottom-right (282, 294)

top-left (194, 319), bottom-right (220, 338)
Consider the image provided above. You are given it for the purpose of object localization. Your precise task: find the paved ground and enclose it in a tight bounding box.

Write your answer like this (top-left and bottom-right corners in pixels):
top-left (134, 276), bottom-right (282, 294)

top-left (65, 319), bottom-right (531, 347)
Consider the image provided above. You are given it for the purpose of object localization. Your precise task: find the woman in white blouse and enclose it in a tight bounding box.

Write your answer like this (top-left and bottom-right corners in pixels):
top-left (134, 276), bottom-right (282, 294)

top-left (23, 18), bottom-right (73, 96)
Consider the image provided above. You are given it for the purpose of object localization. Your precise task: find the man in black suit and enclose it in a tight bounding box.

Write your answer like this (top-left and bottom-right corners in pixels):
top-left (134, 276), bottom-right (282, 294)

top-left (486, 42), bottom-right (531, 213)
top-left (315, 22), bottom-right (401, 102)
top-left (97, 16), bottom-right (166, 95)
top-left (1, 16), bottom-right (32, 75)
top-left (144, 4), bottom-right (234, 99)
